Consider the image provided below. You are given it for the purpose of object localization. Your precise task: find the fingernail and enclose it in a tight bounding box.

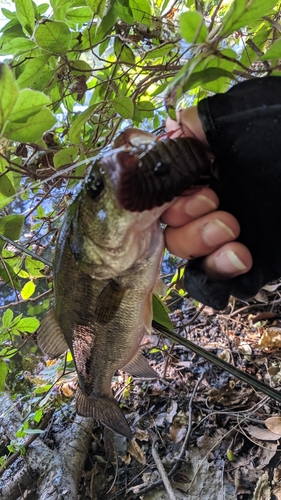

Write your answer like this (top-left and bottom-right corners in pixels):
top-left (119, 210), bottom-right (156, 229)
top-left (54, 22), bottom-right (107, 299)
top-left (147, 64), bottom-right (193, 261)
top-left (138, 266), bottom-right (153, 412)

top-left (184, 194), bottom-right (217, 217)
top-left (215, 250), bottom-right (248, 274)
top-left (202, 219), bottom-right (235, 246)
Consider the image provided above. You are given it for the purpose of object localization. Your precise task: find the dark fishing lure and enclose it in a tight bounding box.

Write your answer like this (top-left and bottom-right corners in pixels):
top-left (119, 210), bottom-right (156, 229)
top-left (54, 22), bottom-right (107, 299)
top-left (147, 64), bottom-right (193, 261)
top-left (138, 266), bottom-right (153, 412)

top-left (112, 129), bottom-right (210, 212)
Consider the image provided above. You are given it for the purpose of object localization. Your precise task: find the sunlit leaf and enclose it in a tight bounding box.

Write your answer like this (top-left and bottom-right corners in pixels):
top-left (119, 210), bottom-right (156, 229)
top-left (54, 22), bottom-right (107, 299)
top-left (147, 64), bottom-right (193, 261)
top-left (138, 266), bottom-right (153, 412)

top-left (15, 0), bottom-right (35, 34)
top-left (0, 360), bottom-right (8, 392)
top-left (21, 281), bottom-right (36, 300)
top-left (15, 317), bottom-right (40, 333)
top-left (2, 308), bottom-right (13, 328)
top-left (66, 7), bottom-right (93, 23)
top-left (87, 0), bottom-right (106, 17)
top-left (220, 0), bottom-right (278, 38)
top-left (144, 43), bottom-right (175, 59)
top-left (69, 104), bottom-right (97, 144)
top-left (112, 96), bottom-right (134, 118)
top-left (4, 107), bottom-right (56, 142)
top-left (8, 89), bottom-right (51, 122)
top-left (180, 11), bottom-right (208, 43)
top-left (0, 38), bottom-right (36, 56)
top-left (129, 0), bottom-right (151, 25)
top-left (152, 294), bottom-right (173, 330)
top-left (34, 20), bottom-right (72, 54)
top-left (0, 64), bottom-right (19, 134)
top-left (53, 146), bottom-right (79, 168)
top-left (16, 55), bottom-right (50, 89)
top-left (260, 38), bottom-right (281, 60)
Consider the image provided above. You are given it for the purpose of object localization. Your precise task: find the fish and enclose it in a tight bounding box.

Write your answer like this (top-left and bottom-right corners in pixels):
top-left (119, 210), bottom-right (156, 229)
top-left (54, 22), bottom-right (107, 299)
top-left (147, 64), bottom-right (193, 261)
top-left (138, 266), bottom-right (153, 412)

top-left (37, 129), bottom-right (210, 439)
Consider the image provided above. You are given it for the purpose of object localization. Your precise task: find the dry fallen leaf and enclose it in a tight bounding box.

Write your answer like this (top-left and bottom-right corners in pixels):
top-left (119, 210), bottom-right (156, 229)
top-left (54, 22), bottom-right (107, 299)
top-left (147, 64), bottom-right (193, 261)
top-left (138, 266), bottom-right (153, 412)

top-left (246, 425), bottom-right (281, 441)
top-left (258, 328), bottom-right (281, 349)
top-left (127, 438), bottom-right (146, 464)
top-left (265, 416), bottom-right (281, 435)
top-left (170, 411), bottom-right (188, 444)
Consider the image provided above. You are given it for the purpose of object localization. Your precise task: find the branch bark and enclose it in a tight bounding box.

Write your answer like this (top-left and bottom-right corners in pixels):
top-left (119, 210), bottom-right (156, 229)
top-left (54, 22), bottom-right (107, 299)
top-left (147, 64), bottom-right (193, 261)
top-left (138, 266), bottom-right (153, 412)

top-left (0, 393), bottom-right (93, 500)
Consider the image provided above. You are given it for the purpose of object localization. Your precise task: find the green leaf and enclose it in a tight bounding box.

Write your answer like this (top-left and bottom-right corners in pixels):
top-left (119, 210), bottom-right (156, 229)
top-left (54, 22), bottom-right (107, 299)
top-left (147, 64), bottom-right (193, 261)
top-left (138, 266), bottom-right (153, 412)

top-left (0, 215), bottom-right (24, 246)
top-left (66, 7), bottom-right (93, 23)
top-left (260, 38), bottom-right (281, 60)
top-left (129, 0), bottom-right (151, 25)
top-left (144, 43), bottom-right (175, 60)
top-left (2, 309), bottom-right (13, 328)
top-left (34, 20), bottom-right (72, 54)
top-left (21, 281), bottom-right (36, 300)
top-left (120, 44), bottom-right (136, 65)
top-left (0, 64), bottom-right (19, 134)
top-left (0, 38), bottom-right (36, 56)
top-left (16, 55), bottom-right (50, 88)
top-left (8, 89), bottom-right (51, 123)
top-left (1, 8), bottom-right (17, 20)
top-left (25, 256), bottom-right (45, 277)
top-left (4, 107), bottom-right (56, 142)
top-left (53, 147), bottom-right (79, 168)
top-left (0, 262), bottom-right (21, 290)
top-left (152, 294), bottom-right (173, 330)
top-left (69, 104), bottom-right (97, 144)
top-left (34, 384), bottom-right (52, 394)
top-left (137, 100), bottom-right (155, 118)
top-left (33, 408), bottom-right (43, 423)
top-left (22, 428), bottom-right (45, 435)
top-left (180, 11), bottom-right (208, 43)
top-left (0, 360), bottom-right (8, 392)
top-left (86, 0), bottom-right (106, 17)
top-left (15, 0), bottom-right (35, 34)
top-left (0, 172), bottom-right (16, 198)
top-left (15, 317), bottom-right (40, 333)
top-left (220, 0), bottom-right (278, 38)
top-left (112, 96), bottom-right (134, 118)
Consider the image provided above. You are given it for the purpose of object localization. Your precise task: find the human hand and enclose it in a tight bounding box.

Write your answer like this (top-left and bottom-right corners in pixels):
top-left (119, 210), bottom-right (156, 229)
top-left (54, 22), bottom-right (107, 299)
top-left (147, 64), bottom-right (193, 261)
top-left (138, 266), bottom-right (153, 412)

top-left (162, 108), bottom-right (253, 280)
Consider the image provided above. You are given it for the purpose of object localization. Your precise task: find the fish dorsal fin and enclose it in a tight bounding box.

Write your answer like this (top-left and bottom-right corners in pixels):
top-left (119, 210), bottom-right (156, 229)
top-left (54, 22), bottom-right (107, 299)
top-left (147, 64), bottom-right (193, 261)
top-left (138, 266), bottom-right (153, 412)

top-left (37, 308), bottom-right (68, 358)
top-left (122, 350), bottom-right (158, 379)
top-left (94, 280), bottom-right (127, 324)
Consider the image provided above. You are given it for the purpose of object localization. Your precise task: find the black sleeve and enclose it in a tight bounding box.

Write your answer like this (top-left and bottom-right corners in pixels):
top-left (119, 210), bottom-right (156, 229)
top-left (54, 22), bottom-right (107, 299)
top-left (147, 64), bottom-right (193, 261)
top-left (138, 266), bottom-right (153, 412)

top-left (183, 77), bottom-right (281, 309)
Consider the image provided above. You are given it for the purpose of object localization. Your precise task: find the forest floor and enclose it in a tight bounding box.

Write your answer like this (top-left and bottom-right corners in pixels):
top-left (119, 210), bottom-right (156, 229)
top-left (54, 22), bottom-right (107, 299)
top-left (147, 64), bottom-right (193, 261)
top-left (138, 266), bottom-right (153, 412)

top-left (2, 285), bottom-right (281, 500)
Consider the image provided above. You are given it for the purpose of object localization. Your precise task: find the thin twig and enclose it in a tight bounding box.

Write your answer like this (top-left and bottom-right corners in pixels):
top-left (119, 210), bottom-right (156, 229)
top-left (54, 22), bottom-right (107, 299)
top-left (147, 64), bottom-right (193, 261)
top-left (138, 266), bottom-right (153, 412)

top-left (151, 434), bottom-right (177, 500)
top-left (0, 289), bottom-right (52, 310)
top-left (168, 371), bottom-right (205, 477)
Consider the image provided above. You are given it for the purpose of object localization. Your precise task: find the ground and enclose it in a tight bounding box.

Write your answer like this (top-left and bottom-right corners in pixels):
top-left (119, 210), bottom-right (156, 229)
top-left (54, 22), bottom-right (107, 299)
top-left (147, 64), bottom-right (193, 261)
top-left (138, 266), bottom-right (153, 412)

top-left (1, 284), bottom-right (281, 500)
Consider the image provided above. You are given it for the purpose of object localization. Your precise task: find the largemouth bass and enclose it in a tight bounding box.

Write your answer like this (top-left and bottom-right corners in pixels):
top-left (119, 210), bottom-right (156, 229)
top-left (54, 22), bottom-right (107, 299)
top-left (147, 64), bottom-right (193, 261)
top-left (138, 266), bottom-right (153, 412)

top-left (37, 130), bottom-right (209, 439)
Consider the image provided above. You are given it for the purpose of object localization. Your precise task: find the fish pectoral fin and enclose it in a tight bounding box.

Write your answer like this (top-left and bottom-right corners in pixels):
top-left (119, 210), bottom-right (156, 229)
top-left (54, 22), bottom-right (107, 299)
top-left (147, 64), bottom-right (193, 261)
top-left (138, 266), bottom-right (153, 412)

top-left (37, 308), bottom-right (68, 358)
top-left (122, 350), bottom-right (158, 379)
top-left (94, 280), bottom-right (127, 324)
top-left (76, 387), bottom-right (132, 440)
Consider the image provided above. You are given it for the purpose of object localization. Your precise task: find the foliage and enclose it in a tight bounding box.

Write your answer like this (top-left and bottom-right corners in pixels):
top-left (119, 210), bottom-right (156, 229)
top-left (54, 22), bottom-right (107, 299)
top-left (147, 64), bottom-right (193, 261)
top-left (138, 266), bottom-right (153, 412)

top-left (0, 0), bottom-right (280, 448)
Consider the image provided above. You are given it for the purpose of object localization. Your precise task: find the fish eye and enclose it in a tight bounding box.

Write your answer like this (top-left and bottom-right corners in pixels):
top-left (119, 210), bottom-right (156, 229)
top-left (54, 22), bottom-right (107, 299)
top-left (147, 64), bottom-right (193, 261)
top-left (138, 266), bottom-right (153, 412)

top-left (85, 171), bottom-right (105, 201)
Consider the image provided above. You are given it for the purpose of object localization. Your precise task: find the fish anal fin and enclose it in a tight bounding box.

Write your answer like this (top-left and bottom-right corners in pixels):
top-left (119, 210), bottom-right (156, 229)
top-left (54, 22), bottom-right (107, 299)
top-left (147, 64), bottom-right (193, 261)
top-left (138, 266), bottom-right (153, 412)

top-left (94, 280), bottom-right (127, 324)
top-left (76, 387), bottom-right (132, 440)
top-left (122, 350), bottom-right (158, 379)
top-left (37, 308), bottom-right (68, 358)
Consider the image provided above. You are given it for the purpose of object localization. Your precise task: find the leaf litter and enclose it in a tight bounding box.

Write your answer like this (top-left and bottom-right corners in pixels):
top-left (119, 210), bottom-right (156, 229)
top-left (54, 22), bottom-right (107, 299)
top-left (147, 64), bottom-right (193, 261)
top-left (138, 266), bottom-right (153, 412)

top-left (58, 280), bottom-right (281, 500)
top-left (6, 280), bottom-right (281, 500)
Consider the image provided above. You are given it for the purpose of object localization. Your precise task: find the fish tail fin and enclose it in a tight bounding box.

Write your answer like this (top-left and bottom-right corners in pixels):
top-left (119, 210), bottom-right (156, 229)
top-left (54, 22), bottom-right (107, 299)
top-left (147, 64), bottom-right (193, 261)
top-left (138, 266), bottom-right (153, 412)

top-left (76, 387), bottom-right (132, 440)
